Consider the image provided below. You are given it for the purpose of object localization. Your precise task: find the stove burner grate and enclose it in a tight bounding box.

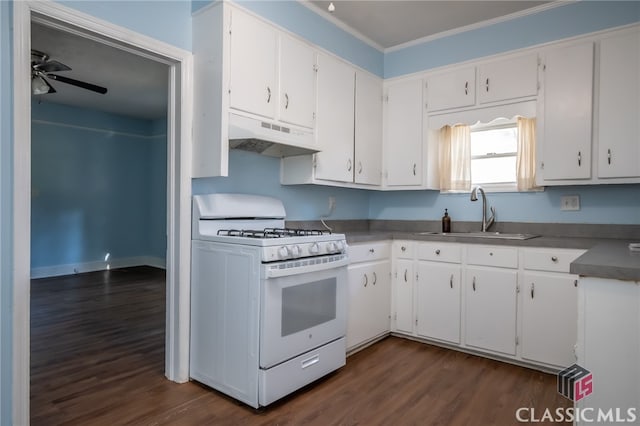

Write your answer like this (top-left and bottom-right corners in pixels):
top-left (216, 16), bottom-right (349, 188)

top-left (217, 227), bottom-right (331, 239)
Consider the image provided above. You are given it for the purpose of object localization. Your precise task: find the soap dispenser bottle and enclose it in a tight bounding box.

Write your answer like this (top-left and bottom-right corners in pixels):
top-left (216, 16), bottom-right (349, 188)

top-left (442, 209), bottom-right (451, 233)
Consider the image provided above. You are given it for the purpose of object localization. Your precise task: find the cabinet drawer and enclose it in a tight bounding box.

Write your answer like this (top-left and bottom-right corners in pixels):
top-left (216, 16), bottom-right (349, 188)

top-left (394, 241), bottom-right (414, 259)
top-left (522, 248), bottom-right (586, 273)
top-left (417, 242), bottom-right (462, 263)
top-left (466, 245), bottom-right (518, 268)
top-left (349, 242), bottom-right (390, 263)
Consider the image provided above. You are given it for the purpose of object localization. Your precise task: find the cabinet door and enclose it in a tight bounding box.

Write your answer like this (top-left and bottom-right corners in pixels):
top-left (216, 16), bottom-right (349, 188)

top-left (465, 267), bottom-right (517, 355)
top-left (279, 35), bottom-right (316, 129)
top-left (370, 260), bottom-right (391, 339)
top-left (521, 273), bottom-right (578, 368)
top-left (416, 262), bottom-right (461, 344)
top-left (598, 30), bottom-right (640, 179)
top-left (385, 79), bottom-right (423, 186)
top-left (229, 9), bottom-right (277, 119)
top-left (426, 67), bottom-right (476, 111)
top-left (314, 53), bottom-right (355, 182)
top-left (347, 263), bottom-right (371, 350)
top-left (478, 54), bottom-right (538, 104)
top-left (540, 42), bottom-right (593, 180)
top-left (393, 258), bottom-right (414, 334)
top-left (355, 70), bottom-right (383, 185)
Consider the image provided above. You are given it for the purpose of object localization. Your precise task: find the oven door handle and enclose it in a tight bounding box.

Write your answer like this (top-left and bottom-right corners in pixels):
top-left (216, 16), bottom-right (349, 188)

top-left (264, 256), bottom-right (349, 278)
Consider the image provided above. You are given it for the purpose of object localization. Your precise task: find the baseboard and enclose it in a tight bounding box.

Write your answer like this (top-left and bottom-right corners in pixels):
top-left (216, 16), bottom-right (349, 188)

top-left (30, 256), bottom-right (166, 279)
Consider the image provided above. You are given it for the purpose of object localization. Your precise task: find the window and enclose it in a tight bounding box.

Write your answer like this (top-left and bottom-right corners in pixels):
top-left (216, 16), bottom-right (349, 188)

top-left (470, 120), bottom-right (517, 189)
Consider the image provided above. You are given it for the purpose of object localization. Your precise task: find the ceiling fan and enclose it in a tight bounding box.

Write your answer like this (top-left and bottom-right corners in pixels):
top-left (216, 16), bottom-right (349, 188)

top-left (31, 49), bottom-right (108, 95)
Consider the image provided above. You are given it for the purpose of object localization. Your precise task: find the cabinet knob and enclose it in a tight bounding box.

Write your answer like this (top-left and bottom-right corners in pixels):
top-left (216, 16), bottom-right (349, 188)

top-left (401, 246), bottom-right (406, 252)
top-left (413, 163), bottom-right (417, 176)
top-left (449, 274), bottom-right (453, 289)
top-left (284, 93), bottom-right (289, 109)
top-left (531, 282), bottom-right (535, 299)
top-left (485, 78), bottom-right (490, 92)
top-left (435, 249), bottom-right (441, 255)
top-left (607, 148), bottom-right (612, 165)
top-left (472, 276), bottom-right (476, 291)
top-left (363, 273), bottom-right (368, 287)
top-left (347, 159), bottom-right (352, 172)
top-left (369, 248), bottom-right (375, 253)
top-left (373, 272), bottom-right (377, 285)
top-left (464, 81), bottom-right (469, 95)
top-left (266, 86), bottom-right (271, 103)
top-left (358, 161), bottom-right (363, 174)
top-left (551, 256), bottom-right (558, 262)
top-left (489, 252), bottom-right (493, 256)
top-left (578, 151), bottom-right (582, 167)
top-left (404, 269), bottom-right (408, 282)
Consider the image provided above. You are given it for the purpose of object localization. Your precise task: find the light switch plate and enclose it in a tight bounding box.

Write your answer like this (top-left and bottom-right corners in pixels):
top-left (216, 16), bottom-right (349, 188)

top-left (561, 195), bottom-right (580, 211)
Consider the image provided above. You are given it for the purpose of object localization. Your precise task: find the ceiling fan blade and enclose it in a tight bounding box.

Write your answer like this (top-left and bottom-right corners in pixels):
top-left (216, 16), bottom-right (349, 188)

top-left (36, 60), bottom-right (72, 73)
top-left (47, 74), bottom-right (108, 94)
top-left (43, 77), bottom-right (57, 94)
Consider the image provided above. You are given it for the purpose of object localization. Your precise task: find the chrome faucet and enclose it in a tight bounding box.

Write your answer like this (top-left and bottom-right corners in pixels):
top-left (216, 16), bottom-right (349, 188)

top-left (470, 186), bottom-right (496, 232)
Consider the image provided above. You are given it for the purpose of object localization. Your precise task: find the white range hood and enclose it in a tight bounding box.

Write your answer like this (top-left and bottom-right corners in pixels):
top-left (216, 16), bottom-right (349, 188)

top-left (228, 113), bottom-right (319, 157)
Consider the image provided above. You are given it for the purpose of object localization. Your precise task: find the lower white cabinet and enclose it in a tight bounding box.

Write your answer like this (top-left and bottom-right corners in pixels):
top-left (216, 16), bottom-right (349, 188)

top-left (393, 257), bottom-right (415, 334)
top-left (346, 242), bottom-right (391, 351)
top-left (520, 272), bottom-right (578, 367)
top-left (464, 267), bottom-right (518, 356)
top-left (416, 261), bottom-right (461, 344)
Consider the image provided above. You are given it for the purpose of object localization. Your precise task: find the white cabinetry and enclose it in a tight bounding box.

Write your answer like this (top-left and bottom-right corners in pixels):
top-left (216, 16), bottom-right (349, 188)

top-left (426, 67), bottom-right (476, 111)
top-left (384, 79), bottom-right (423, 186)
top-left (416, 243), bottom-right (462, 344)
top-left (392, 241), bottom-right (415, 334)
top-left (478, 54), bottom-right (538, 104)
top-left (597, 30), bottom-right (640, 179)
top-left (228, 8), bottom-right (278, 119)
top-left (520, 248), bottom-right (584, 368)
top-left (539, 42), bottom-right (594, 182)
top-left (465, 246), bottom-right (518, 356)
top-left (355, 70), bottom-right (383, 185)
top-left (347, 242), bottom-right (391, 352)
top-left (314, 53), bottom-right (356, 183)
top-left (278, 34), bottom-right (317, 129)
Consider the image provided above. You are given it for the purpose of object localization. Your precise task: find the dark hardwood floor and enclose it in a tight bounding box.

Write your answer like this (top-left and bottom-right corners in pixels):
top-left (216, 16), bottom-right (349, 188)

top-left (31, 266), bottom-right (570, 425)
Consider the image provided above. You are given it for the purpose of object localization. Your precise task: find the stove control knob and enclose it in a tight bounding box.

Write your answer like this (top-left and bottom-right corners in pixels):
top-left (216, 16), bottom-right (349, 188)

top-left (327, 242), bottom-right (337, 252)
top-left (336, 241), bottom-right (345, 252)
top-left (278, 246), bottom-right (290, 259)
top-left (310, 242), bottom-right (320, 254)
top-left (291, 245), bottom-right (300, 257)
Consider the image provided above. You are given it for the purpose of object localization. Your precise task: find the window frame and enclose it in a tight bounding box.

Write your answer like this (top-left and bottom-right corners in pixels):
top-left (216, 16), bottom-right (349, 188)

top-left (469, 120), bottom-right (518, 192)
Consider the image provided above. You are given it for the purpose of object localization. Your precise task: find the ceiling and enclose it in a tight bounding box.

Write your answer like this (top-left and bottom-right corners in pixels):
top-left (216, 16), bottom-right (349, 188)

top-left (31, 22), bottom-right (168, 121)
top-left (307, 1), bottom-right (551, 49)
top-left (30, 2), bottom-right (552, 120)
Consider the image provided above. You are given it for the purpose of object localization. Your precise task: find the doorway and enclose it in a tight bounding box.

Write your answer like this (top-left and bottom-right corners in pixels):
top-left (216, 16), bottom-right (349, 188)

top-left (12, 2), bottom-right (193, 424)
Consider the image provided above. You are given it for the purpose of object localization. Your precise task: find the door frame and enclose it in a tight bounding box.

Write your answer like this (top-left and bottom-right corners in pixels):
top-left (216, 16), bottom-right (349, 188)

top-left (12, 2), bottom-right (193, 424)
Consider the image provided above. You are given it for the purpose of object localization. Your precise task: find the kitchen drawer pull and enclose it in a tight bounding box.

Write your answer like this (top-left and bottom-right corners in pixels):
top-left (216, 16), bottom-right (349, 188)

top-left (347, 159), bottom-right (352, 172)
top-left (301, 354), bottom-right (319, 369)
top-left (369, 248), bottom-right (375, 253)
top-left (472, 277), bottom-right (476, 291)
top-left (404, 270), bottom-right (408, 282)
top-left (284, 93), bottom-right (289, 109)
top-left (531, 283), bottom-right (535, 299)
top-left (435, 249), bottom-right (441, 255)
top-left (266, 86), bottom-right (271, 103)
top-left (449, 274), bottom-right (453, 289)
top-left (607, 149), bottom-right (611, 165)
top-left (363, 273), bottom-right (368, 287)
top-left (574, 279), bottom-right (578, 287)
top-left (578, 151), bottom-right (582, 167)
top-left (551, 256), bottom-right (558, 262)
top-left (373, 272), bottom-right (377, 285)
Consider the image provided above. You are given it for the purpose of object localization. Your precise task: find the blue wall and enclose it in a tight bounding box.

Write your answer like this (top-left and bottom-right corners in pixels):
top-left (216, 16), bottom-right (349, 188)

top-left (385, 1), bottom-right (640, 78)
top-left (31, 102), bottom-right (167, 270)
top-left (193, 150), bottom-right (370, 220)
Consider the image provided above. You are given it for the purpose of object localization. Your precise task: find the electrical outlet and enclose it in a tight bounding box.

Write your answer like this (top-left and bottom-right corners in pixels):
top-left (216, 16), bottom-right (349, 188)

top-left (328, 196), bottom-right (336, 211)
top-left (560, 195), bottom-right (580, 211)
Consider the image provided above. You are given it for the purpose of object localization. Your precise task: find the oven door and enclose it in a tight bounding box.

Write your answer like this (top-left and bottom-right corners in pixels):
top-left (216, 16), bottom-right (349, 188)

top-left (260, 262), bottom-right (347, 369)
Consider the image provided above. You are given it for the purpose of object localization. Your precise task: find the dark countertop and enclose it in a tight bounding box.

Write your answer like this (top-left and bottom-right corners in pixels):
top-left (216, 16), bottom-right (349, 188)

top-left (570, 241), bottom-right (640, 282)
top-left (345, 231), bottom-right (640, 282)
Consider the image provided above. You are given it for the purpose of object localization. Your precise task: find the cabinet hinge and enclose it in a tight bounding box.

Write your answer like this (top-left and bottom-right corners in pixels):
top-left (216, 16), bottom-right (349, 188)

top-left (312, 112), bottom-right (316, 120)
top-left (312, 155), bottom-right (318, 169)
top-left (313, 64), bottom-right (318, 72)
top-left (416, 273), bottom-right (419, 281)
top-left (516, 284), bottom-right (520, 293)
top-left (394, 313), bottom-right (397, 321)
top-left (516, 336), bottom-right (519, 346)
top-left (540, 161), bottom-right (545, 170)
top-left (415, 317), bottom-right (418, 326)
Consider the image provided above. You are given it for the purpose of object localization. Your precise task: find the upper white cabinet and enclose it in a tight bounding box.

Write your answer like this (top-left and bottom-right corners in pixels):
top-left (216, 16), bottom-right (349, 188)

top-left (478, 54), bottom-right (538, 104)
top-left (355, 70), bottom-right (383, 185)
top-left (426, 67), bottom-right (476, 111)
top-left (314, 53), bottom-right (355, 183)
top-left (384, 79), bottom-right (423, 186)
top-left (597, 30), bottom-right (640, 179)
top-left (538, 42), bottom-right (594, 181)
top-left (228, 8), bottom-right (278, 119)
top-left (278, 35), bottom-right (317, 129)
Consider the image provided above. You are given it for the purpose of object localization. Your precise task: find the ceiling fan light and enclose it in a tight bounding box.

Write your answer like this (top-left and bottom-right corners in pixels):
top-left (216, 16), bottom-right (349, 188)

top-left (31, 75), bottom-right (49, 95)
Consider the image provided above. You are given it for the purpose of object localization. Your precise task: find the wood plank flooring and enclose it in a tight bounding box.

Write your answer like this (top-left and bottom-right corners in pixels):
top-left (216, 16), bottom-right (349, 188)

top-left (31, 266), bottom-right (571, 425)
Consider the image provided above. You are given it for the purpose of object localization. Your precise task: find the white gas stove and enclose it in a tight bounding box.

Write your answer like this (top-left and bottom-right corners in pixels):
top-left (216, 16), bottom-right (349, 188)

top-left (190, 193), bottom-right (349, 408)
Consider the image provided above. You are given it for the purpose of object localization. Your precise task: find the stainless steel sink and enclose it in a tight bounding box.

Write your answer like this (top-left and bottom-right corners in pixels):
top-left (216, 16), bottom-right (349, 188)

top-left (414, 231), bottom-right (539, 240)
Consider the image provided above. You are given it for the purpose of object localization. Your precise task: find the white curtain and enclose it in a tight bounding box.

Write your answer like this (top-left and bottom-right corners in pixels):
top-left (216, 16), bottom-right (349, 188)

top-left (516, 117), bottom-right (540, 191)
top-left (438, 124), bottom-right (471, 191)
